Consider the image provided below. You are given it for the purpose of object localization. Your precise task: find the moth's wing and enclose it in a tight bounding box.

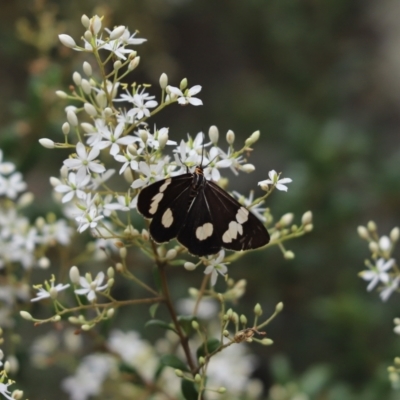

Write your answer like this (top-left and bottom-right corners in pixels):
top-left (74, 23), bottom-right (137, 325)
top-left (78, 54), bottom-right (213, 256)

top-left (204, 181), bottom-right (270, 252)
top-left (137, 174), bottom-right (193, 243)
top-left (177, 188), bottom-right (222, 256)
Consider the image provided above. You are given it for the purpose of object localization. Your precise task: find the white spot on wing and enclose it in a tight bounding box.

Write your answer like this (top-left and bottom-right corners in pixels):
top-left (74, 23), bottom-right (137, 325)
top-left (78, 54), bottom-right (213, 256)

top-left (159, 178), bottom-right (171, 193)
top-left (196, 223), bottom-right (214, 241)
top-left (161, 208), bottom-right (173, 228)
top-left (222, 221), bottom-right (243, 243)
top-left (236, 207), bottom-right (249, 224)
top-left (150, 192), bottom-right (164, 214)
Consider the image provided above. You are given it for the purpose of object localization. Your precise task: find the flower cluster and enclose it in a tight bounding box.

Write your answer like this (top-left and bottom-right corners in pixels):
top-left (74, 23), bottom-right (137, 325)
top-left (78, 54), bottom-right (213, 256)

top-left (18, 13), bottom-right (312, 399)
top-left (357, 221), bottom-right (400, 301)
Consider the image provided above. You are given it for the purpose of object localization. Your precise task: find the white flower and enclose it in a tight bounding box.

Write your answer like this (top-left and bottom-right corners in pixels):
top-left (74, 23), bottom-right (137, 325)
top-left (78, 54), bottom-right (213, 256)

top-left (0, 150), bottom-right (15, 175)
top-left (359, 258), bottom-right (394, 291)
top-left (258, 170), bottom-right (292, 192)
top-left (131, 161), bottom-right (165, 189)
top-left (54, 170), bottom-right (90, 203)
top-left (107, 330), bottom-right (158, 381)
top-left (63, 142), bottom-right (106, 175)
top-left (126, 94), bottom-right (158, 120)
top-left (114, 149), bottom-right (139, 174)
top-left (96, 122), bottom-right (138, 156)
top-left (380, 276), bottom-right (400, 302)
top-left (203, 147), bottom-right (232, 181)
top-left (74, 271), bottom-right (108, 302)
top-left (75, 205), bottom-right (104, 233)
top-left (204, 250), bottom-right (228, 286)
top-left (104, 194), bottom-right (138, 212)
top-left (31, 280), bottom-right (70, 302)
top-left (0, 382), bottom-right (14, 400)
top-left (167, 85), bottom-right (203, 106)
top-left (62, 353), bottom-right (116, 400)
top-left (0, 172), bottom-right (27, 199)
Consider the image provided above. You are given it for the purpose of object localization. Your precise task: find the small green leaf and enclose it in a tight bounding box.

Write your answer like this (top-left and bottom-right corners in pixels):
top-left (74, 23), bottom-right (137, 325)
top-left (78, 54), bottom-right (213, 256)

top-left (149, 303), bottom-right (159, 318)
top-left (160, 354), bottom-right (190, 372)
top-left (145, 319), bottom-right (177, 333)
top-left (196, 338), bottom-right (221, 359)
top-left (181, 379), bottom-right (199, 400)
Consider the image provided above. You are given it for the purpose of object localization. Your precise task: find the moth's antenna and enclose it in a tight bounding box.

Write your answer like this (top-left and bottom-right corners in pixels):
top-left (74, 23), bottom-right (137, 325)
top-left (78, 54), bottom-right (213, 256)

top-left (200, 131), bottom-right (205, 166)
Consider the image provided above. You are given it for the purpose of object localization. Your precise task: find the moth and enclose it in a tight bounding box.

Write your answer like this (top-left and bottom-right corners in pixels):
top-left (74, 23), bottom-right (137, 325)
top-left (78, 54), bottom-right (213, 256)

top-left (137, 164), bottom-right (270, 256)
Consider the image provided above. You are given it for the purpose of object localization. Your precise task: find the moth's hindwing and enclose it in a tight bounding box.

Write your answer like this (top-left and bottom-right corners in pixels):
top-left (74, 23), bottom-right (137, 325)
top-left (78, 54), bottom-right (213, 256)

top-left (137, 174), bottom-right (193, 243)
top-left (177, 188), bottom-right (222, 256)
top-left (177, 180), bottom-right (270, 256)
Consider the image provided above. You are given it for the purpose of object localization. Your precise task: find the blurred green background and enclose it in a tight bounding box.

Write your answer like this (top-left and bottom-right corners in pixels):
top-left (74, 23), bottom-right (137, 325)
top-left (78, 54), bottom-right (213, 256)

top-left (2, 0), bottom-right (400, 398)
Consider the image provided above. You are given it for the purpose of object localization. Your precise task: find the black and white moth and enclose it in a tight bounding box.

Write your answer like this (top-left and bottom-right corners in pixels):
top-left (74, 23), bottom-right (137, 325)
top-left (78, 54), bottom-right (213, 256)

top-left (137, 165), bottom-right (270, 257)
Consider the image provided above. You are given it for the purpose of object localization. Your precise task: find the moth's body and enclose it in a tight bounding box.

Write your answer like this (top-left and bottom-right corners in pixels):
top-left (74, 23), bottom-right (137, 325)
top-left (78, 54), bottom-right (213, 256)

top-left (137, 165), bottom-right (270, 256)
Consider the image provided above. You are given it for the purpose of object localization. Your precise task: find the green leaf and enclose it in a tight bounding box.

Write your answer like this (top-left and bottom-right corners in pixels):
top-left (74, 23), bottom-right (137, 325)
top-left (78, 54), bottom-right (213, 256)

top-left (160, 354), bottom-right (190, 372)
top-left (181, 379), bottom-right (199, 400)
top-left (145, 319), bottom-right (177, 333)
top-left (196, 338), bottom-right (221, 359)
top-left (149, 303), bottom-right (159, 318)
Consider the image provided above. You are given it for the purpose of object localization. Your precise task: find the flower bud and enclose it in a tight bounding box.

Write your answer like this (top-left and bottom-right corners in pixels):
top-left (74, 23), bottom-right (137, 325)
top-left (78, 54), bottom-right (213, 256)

top-left (96, 92), bottom-right (107, 108)
top-left (69, 266), bottom-right (80, 284)
top-left (20, 311), bottom-right (33, 321)
top-left (379, 236), bottom-right (391, 251)
top-left (158, 129), bottom-right (169, 149)
top-left (175, 369), bottom-right (183, 377)
top-left (38, 257), bottom-right (50, 269)
top-left (223, 330), bottom-right (230, 337)
top-left (107, 267), bottom-right (115, 279)
top-left (104, 107), bottom-right (113, 118)
top-left (90, 15), bottom-right (102, 35)
top-left (59, 34), bottom-right (76, 48)
top-left (217, 387), bottom-right (227, 394)
top-left (241, 163), bottom-right (255, 173)
top-left (226, 129), bottom-right (235, 144)
top-left (81, 14), bottom-right (90, 28)
top-left (107, 308), bottom-right (115, 318)
top-left (280, 213), bottom-right (294, 227)
top-left (109, 25), bottom-right (125, 40)
top-left (81, 122), bottom-right (94, 132)
top-left (83, 61), bottom-right (92, 76)
top-left (62, 122), bottom-right (70, 135)
top-left (208, 125), bottom-right (219, 144)
top-left (119, 247), bottom-right (127, 259)
top-left (12, 390), bottom-right (24, 399)
top-left (240, 314), bottom-right (247, 325)
top-left (113, 60), bottom-right (122, 70)
top-left (73, 72), bottom-right (82, 86)
top-left (367, 220), bottom-right (377, 232)
top-left (245, 130), bottom-right (260, 147)
top-left (81, 324), bottom-right (92, 331)
top-left (128, 57), bottom-right (140, 70)
top-left (254, 303), bottom-right (262, 316)
top-left (284, 250), bottom-right (295, 260)
top-left (166, 249), bottom-right (177, 260)
top-left (159, 73), bottom-right (168, 89)
top-left (192, 320), bottom-right (199, 330)
top-left (81, 79), bottom-right (92, 95)
top-left (39, 138), bottom-right (55, 149)
top-left (195, 374), bottom-right (201, 383)
top-left (107, 278), bottom-right (114, 288)
top-left (369, 241), bottom-right (379, 253)
top-left (139, 130), bottom-right (148, 143)
top-left (84, 30), bottom-right (92, 42)
top-left (180, 78), bottom-right (188, 90)
top-left (304, 224), bottom-right (313, 232)
top-left (18, 192), bottom-right (34, 208)
top-left (84, 103), bottom-right (97, 117)
top-left (56, 90), bottom-right (68, 99)
top-left (67, 110), bottom-right (78, 127)
top-left (302, 211), bottom-right (313, 225)
top-left (261, 338), bottom-right (274, 346)
top-left (390, 227), bottom-right (399, 242)
top-left (276, 302), bottom-right (284, 312)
